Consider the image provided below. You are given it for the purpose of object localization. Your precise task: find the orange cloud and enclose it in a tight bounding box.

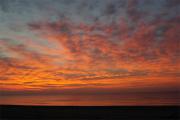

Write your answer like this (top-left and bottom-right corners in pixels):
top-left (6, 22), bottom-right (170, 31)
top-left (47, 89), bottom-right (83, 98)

top-left (0, 15), bottom-right (179, 105)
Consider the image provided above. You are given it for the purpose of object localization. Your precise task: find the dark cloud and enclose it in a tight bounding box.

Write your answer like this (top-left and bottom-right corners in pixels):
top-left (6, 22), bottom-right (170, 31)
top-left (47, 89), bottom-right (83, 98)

top-left (28, 23), bottom-right (42, 30)
top-left (14, 65), bottom-right (38, 70)
top-left (80, 70), bottom-right (149, 81)
top-left (126, 0), bottom-right (141, 22)
top-left (0, 76), bottom-right (9, 80)
top-left (0, 83), bottom-right (22, 86)
top-left (0, 0), bottom-right (10, 12)
top-left (104, 3), bottom-right (117, 15)
top-left (166, 0), bottom-right (180, 8)
top-left (54, 72), bottom-right (95, 79)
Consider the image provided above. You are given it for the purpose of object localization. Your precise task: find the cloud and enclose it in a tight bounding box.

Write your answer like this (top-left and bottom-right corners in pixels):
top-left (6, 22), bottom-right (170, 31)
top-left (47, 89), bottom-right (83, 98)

top-left (1, 11), bottom-right (179, 87)
top-left (24, 14), bottom-right (180, 95)
top-left (0, 0), bottom-right (179, 105)
top-left (103, 3), bottom-right (117, 16)
top-left (166, 0), bottom-right (180, 8)
top-left (0, 0), bottom-right (10, 13)
top-left (0, 76), bottom-right (9, 81)
top-left (28, 16), bottom-right (180, 66)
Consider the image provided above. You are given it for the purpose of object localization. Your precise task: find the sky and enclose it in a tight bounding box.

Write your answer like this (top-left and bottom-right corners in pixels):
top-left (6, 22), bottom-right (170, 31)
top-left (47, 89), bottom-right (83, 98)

top-left (0, 0), bottom-right (179, 106)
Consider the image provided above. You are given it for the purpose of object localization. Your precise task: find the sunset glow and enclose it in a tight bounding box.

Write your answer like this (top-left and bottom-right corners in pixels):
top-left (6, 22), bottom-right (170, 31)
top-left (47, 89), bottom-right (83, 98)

top-left (0, 0), bottom-right (179, 105)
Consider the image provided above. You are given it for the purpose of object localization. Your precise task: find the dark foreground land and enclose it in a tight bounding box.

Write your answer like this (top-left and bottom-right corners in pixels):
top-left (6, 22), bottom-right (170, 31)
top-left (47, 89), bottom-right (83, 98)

top-left (0, 105), bottom-right (179, 120)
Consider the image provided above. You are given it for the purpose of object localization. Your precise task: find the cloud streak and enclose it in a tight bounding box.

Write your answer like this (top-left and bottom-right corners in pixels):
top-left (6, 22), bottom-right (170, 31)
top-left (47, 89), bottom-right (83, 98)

top-left (0, 0), bottom-right (179, 105)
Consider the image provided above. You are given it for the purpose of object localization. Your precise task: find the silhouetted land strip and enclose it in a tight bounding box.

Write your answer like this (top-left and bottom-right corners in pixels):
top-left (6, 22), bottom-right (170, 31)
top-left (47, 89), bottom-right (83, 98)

top-left (0, 105), bottom-right (179, 120)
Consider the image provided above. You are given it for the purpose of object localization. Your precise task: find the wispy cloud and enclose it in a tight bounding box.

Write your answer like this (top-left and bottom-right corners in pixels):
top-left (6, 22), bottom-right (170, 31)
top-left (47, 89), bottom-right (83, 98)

top-left (0, 0), bottom-right (179, 105)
